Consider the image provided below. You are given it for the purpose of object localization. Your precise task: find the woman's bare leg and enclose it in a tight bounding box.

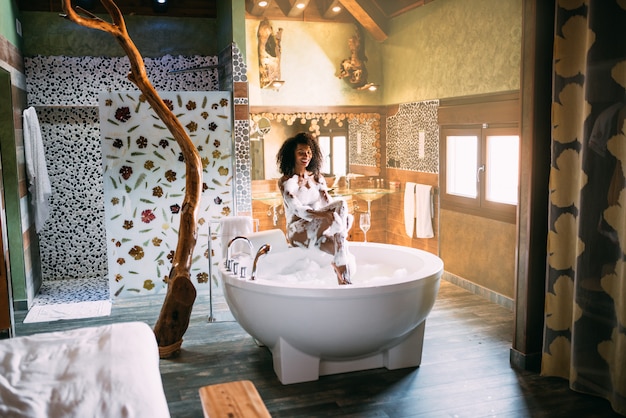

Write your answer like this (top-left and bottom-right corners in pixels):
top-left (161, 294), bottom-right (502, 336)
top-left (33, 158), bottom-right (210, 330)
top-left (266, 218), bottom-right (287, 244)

top-left (287, 200), bottom-right (353, 285)
top-left (324, 201), bottom-right (352, 285)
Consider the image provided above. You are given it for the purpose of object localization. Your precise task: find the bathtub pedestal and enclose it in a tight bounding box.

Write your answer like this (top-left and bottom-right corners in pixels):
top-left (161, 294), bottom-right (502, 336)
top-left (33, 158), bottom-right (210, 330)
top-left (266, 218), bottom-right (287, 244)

top-left (273, 338), bottom-right (321, 385)
top-left (383, 320), bottom-right (426, 369)
top-left (271, 321), bottom-right (427, 385)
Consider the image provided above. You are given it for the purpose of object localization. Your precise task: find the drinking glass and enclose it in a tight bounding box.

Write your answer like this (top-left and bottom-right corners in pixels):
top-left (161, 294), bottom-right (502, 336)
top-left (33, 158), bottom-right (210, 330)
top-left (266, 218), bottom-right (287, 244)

top-left (360, 213), bottom-right (371, 242)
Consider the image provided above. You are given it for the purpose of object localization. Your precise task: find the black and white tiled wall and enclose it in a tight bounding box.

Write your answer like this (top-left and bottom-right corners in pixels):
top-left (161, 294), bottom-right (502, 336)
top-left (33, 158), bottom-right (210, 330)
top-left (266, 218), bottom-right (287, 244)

top-left (386, 100), bottom-right (440, 173)
top-left (26, 54), bottom-right (223, 303)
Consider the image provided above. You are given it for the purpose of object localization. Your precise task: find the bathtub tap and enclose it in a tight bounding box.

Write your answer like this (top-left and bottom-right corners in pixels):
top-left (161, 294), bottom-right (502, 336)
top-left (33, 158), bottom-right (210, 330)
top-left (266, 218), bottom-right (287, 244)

top-left (226, 236), bottom-right (254, 271)
top-left (251, 244), bottom-right (271, 280)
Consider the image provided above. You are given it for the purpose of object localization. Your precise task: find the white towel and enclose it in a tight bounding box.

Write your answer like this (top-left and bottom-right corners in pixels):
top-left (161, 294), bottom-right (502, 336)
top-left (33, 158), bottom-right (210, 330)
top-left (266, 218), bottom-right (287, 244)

top-left (220, 216), bottom-right (254, 259)
top-left (23, 107), bottom-right (52, 233)
top-left (403, 182), bottom-right (416, 238)
top-left (415, 184), bottom-right (434, 238)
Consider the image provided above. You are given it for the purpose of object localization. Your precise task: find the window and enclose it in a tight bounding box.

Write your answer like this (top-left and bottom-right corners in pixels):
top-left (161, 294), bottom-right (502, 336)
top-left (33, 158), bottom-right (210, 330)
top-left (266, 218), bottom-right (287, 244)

top-left (318, 131), bottom-right (348, 177)
top-left (441, 125), bottom-right (519, 223)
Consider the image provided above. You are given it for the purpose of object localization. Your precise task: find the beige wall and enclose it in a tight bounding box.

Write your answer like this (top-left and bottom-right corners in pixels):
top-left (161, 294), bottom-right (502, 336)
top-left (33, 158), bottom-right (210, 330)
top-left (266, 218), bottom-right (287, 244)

top-left (440, 210), bottom-right (517, 298)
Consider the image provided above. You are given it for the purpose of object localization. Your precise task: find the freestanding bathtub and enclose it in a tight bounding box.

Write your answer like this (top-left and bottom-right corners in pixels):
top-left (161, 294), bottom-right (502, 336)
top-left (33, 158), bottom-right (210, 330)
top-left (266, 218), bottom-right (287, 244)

top-left (219, 234), bottom-right (443, 385)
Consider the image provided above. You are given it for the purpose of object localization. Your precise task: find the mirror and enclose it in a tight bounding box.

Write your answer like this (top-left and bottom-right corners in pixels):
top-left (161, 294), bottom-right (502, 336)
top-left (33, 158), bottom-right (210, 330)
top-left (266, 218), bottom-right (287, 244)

top-left (250, 110), bottom-right (382, 181)
top-left (257, 117), bottom-right (271, 136)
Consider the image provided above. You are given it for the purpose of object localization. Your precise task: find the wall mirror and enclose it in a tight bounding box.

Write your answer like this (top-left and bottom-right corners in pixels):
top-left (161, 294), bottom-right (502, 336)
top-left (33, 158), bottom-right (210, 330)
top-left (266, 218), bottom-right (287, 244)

top-left (250, 109), bottom-right (382, 182)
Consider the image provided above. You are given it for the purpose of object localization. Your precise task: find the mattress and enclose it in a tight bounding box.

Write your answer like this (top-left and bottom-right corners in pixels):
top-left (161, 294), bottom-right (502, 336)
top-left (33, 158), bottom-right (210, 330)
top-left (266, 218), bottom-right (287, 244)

top-left (0, 321), bottom-right (170, 418)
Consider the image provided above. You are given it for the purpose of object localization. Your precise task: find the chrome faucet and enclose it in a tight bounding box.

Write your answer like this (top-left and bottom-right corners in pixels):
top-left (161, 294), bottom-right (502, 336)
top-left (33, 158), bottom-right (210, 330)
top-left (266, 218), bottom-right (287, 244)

top-left (251, 244), bottom-right (271, 280)
top-left (226, 236), bottom-right (253, 272)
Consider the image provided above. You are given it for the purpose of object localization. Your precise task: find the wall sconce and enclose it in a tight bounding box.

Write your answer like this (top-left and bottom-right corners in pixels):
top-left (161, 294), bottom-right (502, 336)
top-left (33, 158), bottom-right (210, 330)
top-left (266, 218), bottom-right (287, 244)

top-left (152, 0), bottom-right (168, 13)
top-left (266, 80), bottom-right (285, 90)
top-left (357, 82), bottom-right (379, 92)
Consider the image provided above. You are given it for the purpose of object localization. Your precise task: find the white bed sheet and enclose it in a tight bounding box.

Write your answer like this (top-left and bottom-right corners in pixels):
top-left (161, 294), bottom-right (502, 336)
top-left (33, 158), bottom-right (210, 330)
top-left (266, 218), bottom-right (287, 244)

top-left (0, 321), bottom-right (170, 418)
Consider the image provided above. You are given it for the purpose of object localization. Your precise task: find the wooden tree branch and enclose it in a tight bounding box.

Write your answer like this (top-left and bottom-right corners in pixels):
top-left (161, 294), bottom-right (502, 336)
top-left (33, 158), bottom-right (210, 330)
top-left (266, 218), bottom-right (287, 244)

top-left (62, 0), bottom-right (202, 358)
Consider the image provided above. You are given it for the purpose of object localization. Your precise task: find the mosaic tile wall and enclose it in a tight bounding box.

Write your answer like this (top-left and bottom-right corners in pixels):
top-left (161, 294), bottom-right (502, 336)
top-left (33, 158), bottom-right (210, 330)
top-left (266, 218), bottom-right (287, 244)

top-left (100, 91), bottom-right (232, 299)
top-left (386, 100), bottom-right (440, 173)
top-left (221, 43), bottom-right (252, 214)
top-left (25, 55), bottom-right (221, 290)
top-left (349, 115), bottom-right (380, 168)
top-left (26, 55), bottom-right (218, 106)
top-left (36, 108), bottom-right (106, 282)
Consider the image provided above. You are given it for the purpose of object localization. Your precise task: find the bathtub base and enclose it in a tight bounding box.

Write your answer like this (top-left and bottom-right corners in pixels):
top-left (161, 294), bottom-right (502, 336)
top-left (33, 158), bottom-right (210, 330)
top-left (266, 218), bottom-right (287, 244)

top-left (271, 321), bottom-right (426, 385)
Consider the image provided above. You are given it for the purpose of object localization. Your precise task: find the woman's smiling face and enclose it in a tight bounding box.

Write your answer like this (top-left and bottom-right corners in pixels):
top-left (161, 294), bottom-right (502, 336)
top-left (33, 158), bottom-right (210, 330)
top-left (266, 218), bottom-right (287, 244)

top-left (294, 143), bottom-right (312, 172)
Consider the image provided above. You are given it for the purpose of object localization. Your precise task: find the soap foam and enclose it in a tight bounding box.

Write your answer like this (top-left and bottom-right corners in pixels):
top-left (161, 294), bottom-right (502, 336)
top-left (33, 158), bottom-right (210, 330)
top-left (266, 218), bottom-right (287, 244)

top-left (230, 247), bottom-right (413, 287)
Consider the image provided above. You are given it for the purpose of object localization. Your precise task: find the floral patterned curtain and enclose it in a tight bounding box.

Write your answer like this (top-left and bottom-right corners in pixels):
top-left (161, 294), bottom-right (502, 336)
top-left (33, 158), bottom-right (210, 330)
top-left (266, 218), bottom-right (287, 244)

top-left (543, 1), bottom-right (626, 415)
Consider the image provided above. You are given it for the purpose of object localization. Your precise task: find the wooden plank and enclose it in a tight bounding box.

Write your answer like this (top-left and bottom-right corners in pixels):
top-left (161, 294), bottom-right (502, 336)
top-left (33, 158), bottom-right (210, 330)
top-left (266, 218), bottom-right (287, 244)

top-left (332, 0), bottom-right (388, 42)
top-left (199, 380), bottom-right (271, 418)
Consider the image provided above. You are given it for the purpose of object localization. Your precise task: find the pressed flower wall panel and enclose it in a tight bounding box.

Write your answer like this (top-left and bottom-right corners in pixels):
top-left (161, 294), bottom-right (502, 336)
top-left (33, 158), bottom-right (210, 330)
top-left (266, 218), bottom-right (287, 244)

top-left (99, 91), bottom-right (232, 299)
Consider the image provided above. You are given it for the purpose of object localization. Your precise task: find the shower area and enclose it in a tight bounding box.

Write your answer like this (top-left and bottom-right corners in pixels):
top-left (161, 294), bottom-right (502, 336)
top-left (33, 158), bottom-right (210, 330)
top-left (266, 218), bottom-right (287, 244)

top-left (25, 54), bottom-right (232, 306)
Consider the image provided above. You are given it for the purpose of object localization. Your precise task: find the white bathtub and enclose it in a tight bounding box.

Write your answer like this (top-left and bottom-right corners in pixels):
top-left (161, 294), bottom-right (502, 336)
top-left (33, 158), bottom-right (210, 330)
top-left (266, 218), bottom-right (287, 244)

top-left (219, 239), bottom-right (443, 384)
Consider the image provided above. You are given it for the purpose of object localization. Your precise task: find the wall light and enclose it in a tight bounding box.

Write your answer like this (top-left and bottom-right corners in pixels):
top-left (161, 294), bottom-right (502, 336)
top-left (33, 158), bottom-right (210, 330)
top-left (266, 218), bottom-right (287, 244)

top-left (258, 1), bottom-right (269, 7)
top-left (357, 82), bottom-right (379, 92)
top-left (152, 0), bottom-right (168, 13)
top-left (270, 80), bottom-right (285, 90)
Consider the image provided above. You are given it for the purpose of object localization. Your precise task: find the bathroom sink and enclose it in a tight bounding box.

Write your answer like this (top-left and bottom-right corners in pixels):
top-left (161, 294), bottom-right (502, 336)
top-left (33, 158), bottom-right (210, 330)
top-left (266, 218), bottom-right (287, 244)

top-left (329, 188), bottom-right (353, 198)
top-left (353, 188), bottom-right (394, 202)
top-left (252, 192), bottom-right (282, 207)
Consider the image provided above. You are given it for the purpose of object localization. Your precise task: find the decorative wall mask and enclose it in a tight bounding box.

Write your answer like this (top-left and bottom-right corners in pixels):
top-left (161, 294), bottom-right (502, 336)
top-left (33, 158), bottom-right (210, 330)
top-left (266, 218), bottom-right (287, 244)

top-left (338, 25), bottom-right (369, 89)
top-left (257, 18), bottom-right (283, 89)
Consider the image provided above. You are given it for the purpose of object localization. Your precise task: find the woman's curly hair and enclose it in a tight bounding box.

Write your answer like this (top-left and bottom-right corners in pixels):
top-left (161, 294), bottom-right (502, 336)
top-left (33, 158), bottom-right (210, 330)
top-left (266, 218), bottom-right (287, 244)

top-left (276, 132), bottom-right (324, 178)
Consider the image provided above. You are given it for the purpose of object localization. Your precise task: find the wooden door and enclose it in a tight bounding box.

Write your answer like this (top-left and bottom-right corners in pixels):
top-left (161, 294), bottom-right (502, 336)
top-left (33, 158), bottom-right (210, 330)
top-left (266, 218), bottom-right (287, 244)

top-left (0, 228), bottom-right (11, 335)
top-left (0, 69), bottom-right (14, 337)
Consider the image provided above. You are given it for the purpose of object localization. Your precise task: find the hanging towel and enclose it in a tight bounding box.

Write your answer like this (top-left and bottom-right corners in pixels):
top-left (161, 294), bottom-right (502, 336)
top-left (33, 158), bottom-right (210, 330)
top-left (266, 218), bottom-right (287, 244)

top-left (23, 107), bottom-right (52, 233)
top-left (403, 182), bottom-right (416, 238)
top-left (219, 216), bottom-right (254, 259)
top-left (415, 184), bottom-right (434, 238)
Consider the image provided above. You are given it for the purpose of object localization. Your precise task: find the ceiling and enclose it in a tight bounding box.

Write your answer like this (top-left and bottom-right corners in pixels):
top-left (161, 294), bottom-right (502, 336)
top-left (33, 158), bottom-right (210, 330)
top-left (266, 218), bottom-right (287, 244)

top-left (16, 0), bottom-right (218, 19)
top-left (17, 0), bottom-right (432, 41)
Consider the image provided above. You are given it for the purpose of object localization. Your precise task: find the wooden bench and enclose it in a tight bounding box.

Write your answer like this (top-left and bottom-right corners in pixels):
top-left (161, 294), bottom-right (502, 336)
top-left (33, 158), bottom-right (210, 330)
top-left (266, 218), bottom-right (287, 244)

top-left (199, 380), bottom-right (271, 418)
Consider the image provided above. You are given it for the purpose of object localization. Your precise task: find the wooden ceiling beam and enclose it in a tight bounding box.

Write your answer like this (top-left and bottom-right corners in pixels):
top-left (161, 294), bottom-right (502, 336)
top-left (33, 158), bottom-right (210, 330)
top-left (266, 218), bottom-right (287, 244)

top-left (275, 0), bottom-right (311, 17)
top-left (338, 0), bottom-right (388, 42)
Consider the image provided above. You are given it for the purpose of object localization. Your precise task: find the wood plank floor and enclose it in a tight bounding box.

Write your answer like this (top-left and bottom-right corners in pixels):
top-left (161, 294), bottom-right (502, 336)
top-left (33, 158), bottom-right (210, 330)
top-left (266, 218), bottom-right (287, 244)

top-left (13, 281), bottom-right (623, 418)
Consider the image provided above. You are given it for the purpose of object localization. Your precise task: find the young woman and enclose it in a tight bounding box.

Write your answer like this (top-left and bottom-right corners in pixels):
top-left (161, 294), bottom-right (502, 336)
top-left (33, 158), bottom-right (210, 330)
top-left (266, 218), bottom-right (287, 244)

top-left (276, 132), bottom-right (354, 285)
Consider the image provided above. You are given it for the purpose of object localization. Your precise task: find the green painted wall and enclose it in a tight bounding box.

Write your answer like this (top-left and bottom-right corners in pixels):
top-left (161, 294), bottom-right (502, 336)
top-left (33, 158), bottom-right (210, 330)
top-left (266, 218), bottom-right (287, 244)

top-left (217, 0), bottom-right (246, 59)
top-left (20, 12), bottom-right (218, 57)
top-left (383, 0), bottom-right (521, 104)
top-left (0, 0), bottom-right (21, 48)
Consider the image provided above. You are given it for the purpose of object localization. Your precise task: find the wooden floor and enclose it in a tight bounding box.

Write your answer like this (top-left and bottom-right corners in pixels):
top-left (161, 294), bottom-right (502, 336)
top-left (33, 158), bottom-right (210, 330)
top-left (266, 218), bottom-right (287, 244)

top-left (13, 281), bottom-right (623, 418)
